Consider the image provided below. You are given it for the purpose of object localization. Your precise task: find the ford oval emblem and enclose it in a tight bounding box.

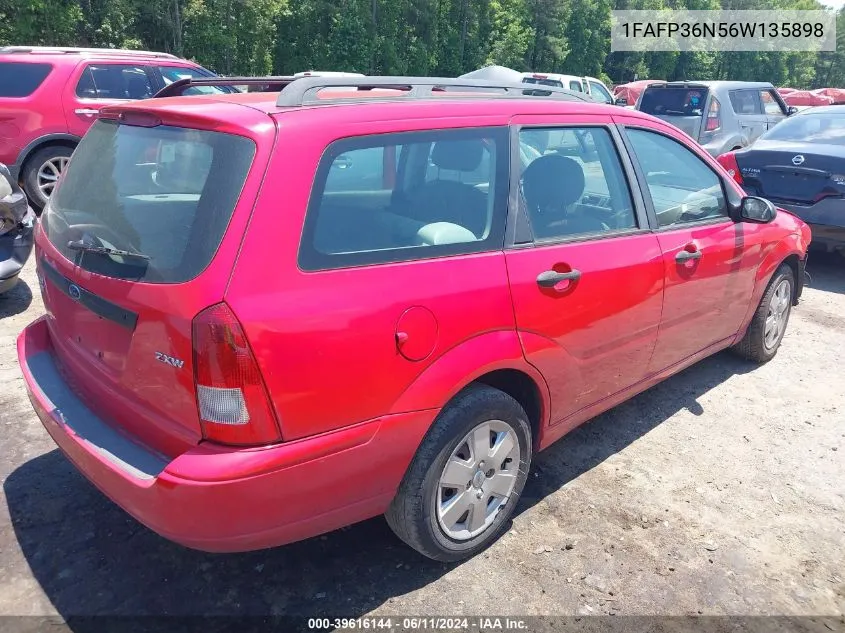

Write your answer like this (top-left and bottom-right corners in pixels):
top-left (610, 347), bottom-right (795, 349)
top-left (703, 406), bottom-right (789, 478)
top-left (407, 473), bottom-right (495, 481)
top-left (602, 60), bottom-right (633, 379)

top-left (792, 155), bottom-right (805, 166)
top-left (68, 283), bottom-right (81, 301)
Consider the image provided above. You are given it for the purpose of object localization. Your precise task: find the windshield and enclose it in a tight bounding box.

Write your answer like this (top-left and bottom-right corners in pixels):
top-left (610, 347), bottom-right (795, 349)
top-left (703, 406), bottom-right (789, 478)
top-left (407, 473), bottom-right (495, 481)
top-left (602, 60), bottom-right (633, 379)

top-left (639, 87), bottom-right (709, 116)
top-left (761, 113), bottom-right (845, 145)
top-left (43, 120), bottom-right (255, 283)
top-left (158, 66), bottom-right (234, 95)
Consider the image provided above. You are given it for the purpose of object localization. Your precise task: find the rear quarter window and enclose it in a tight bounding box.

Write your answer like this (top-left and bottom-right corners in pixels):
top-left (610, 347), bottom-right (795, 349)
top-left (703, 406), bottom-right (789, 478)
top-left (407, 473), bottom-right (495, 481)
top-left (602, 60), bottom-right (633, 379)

top-left (43, 120), bottom-right (255, 283)
top-left (0, 62), bottom-right (52, 97)
top-left (299, 127), bottom-right (509, 271)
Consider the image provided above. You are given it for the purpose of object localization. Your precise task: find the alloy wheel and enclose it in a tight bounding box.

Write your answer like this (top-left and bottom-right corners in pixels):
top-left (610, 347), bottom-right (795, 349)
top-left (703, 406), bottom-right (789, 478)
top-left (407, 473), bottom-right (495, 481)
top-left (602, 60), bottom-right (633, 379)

top-left (435, 419), bottom-right (521, 541)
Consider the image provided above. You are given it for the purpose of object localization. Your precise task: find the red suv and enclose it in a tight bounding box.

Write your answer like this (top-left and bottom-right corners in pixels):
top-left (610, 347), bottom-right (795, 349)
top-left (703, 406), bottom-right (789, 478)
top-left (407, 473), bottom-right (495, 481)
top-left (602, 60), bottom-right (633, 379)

top-left (0, 46), bottom-right (228, 209)
top-left (18, 76), bottom-right (810, 561)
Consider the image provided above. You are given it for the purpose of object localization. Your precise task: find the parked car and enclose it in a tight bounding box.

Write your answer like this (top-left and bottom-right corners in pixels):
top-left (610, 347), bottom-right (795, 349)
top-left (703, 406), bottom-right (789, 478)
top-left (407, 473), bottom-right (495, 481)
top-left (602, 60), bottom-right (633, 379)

top-left (521, 72), bottom-right (614, 104)
top-left (0, 162), bottom-right (35, 295)
top-left (0, 46), bottom-right (229, 209)
top-left (637, 81), bottom-right (797, 157)
top-left (18, 75), bottom-right (810, 562)
top-left (717, 105), bottom-right (845, 254)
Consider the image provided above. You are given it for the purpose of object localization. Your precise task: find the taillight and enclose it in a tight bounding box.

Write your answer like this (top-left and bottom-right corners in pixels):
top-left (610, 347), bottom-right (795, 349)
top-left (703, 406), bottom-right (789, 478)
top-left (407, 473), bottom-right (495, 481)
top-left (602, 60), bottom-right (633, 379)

top-left (705, 97), bottom-right (721, 132)
top-left (192, 303), bottom-right (281, 446)
top-left (717, 151), bottom-right (744, 185)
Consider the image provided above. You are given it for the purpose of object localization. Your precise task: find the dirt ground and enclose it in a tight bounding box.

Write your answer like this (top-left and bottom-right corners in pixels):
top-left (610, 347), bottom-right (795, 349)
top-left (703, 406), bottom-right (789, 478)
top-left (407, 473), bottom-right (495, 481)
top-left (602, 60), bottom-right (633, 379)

top-left (0, 254), bottom-right (843, 623)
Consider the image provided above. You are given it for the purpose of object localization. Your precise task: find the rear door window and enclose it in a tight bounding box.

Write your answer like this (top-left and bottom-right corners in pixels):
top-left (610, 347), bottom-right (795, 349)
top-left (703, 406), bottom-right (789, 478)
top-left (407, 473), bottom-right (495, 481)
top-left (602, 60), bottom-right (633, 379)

top-left (569, 80), bottom-right (583, 92)
top-left (300, 127), bottom-right (509, 271)
top-left (729, 90), bottom-right (762, 115)
top-left (639, 87), bottom-right (708, 116)
top-left (518, 127), bottom-right (637, 241)
top-left (43, 120), bottom-right (255, 282)
top-left (0, 62), bottom-right (52, 97)
top-left (76, 64), bottom-right (155, 100)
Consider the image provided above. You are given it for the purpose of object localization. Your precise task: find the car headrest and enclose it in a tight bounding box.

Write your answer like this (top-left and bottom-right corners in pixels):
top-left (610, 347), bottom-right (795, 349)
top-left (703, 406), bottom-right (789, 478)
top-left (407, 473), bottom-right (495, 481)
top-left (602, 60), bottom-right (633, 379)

top-left (430, 140), bottom-right (484, 172)
top-left (522, 154), bottom-right (586, 212)
top-left (126, 74), bottom-right (150, 99)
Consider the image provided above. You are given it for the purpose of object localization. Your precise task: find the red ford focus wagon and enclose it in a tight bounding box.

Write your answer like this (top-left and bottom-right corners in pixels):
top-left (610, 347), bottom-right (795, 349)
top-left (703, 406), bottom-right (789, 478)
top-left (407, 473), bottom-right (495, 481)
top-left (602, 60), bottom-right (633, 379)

top-left (18, 76), bottom-right (810, 561)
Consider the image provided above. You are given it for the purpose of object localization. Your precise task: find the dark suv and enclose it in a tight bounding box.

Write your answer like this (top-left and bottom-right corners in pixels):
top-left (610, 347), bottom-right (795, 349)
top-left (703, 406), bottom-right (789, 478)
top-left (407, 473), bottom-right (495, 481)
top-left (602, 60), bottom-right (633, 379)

top-left (0, 46), bottom-right (228, 208)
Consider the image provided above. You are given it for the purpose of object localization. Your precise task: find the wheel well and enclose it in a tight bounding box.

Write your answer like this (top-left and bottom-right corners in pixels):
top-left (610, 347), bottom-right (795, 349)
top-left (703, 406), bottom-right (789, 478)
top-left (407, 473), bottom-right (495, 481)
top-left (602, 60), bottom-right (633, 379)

top-left (473, 369), bottom-right (543, 445)
top-left (782, 254), bottom-right (801, 304)
top-left (20, 140), bottom-right (77, 176)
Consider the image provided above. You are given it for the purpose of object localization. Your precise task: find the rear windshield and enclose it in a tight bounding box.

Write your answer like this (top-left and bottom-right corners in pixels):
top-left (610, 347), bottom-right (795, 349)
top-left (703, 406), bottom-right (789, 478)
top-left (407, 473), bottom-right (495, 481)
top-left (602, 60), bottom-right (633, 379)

top-left (523, 77), bottom-right (564, 89)
top-left (760, 113), bottom-right (845, 145)
top-left (43, 120), bottom-right (255, 283)
top-left (0, 62), bottom-right (52, 97)
top-left (639, 87), bottom-right (709, 116)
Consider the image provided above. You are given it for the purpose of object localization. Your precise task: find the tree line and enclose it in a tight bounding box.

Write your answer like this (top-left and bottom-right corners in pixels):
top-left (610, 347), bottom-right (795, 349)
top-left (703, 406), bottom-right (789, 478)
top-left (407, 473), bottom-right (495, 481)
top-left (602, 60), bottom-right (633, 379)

top-left (1, 0), bottom-right (844, 89)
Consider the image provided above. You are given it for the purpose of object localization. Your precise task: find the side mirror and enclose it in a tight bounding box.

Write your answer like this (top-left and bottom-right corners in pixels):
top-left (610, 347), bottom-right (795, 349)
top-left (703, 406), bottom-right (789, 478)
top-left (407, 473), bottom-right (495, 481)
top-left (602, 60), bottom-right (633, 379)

top-left (787, 106), bottom-right (799, 116)
top-left (735, 196), bottom-right (777, 223)
top-left (615, 97), bottom-right (628, 106)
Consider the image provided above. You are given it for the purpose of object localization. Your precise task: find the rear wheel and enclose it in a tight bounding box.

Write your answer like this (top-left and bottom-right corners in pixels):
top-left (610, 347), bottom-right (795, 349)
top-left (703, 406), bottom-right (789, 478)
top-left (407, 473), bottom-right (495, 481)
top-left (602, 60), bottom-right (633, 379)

top-left (385, 384), bottom-right (532, 561)
top-left (23, 145), bottom-right (74, 210)
top-left (732, 263), bottom-right (794, 363)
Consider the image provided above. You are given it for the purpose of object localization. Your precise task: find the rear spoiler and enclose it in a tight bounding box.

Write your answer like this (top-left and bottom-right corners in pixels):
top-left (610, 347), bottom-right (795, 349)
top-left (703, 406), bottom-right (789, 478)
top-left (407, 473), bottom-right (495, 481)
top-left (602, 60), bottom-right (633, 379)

top-left (651, 82), bottom-right (710, 90)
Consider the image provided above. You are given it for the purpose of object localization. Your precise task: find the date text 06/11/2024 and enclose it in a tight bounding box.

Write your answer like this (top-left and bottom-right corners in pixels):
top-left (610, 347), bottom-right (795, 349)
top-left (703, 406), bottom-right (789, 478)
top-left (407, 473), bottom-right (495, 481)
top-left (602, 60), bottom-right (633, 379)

top-left (307, 618), bottom-right (529, 630)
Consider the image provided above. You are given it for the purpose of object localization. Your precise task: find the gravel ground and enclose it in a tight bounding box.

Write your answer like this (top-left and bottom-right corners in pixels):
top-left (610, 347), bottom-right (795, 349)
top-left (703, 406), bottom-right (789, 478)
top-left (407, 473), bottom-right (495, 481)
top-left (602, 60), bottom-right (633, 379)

top-left (0, 254), bottom-right (843, 623)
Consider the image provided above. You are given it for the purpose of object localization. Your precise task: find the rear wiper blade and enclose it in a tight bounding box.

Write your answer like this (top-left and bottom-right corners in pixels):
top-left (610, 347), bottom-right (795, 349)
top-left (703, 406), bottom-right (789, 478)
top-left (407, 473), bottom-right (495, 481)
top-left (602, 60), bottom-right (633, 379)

top-left (67, 240), bottom-right (150, 260)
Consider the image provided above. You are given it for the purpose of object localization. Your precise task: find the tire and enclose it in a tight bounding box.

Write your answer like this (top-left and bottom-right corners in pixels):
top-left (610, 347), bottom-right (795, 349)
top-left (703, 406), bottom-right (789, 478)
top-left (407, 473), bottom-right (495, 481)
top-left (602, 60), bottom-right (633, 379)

top-left (385, 384), bottom-right (532, 562)
top-left (22, 145), bottom-right (74, 210)
top-left (732, 263), bottom-right (795, 363)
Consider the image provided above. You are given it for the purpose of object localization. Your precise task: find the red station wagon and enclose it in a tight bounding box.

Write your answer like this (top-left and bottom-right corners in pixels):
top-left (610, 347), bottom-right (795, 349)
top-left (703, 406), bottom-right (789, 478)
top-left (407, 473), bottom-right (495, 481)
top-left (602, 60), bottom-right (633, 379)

top-left (18, 76), bottom-right (811, 561)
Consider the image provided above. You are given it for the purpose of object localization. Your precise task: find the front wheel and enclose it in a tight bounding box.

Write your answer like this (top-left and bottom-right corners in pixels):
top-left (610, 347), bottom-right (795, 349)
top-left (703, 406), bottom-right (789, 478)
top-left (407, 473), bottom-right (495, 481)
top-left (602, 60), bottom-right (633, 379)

top-left (385, 384), bottom-right (532, 561)
top-left (732, 263), bottom-right (794, 363)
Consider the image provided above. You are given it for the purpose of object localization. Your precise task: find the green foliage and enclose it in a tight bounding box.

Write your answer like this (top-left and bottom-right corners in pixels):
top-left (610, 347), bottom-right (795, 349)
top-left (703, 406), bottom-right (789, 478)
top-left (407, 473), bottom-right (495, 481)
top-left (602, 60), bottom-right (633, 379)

top-left (1, 0), bottom-right (842, 89)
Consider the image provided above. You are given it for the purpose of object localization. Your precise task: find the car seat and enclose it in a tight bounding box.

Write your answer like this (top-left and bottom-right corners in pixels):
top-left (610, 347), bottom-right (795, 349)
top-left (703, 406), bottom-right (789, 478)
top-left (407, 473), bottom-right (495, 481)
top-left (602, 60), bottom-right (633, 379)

top-left (404, 139), bottom-right (489, 238)
top-left (521, 154), bottom-right (604, 238)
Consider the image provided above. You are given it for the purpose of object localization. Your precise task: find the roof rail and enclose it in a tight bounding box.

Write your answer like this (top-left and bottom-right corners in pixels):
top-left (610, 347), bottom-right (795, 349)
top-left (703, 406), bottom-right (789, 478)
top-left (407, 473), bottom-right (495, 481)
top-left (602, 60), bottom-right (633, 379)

top-left (154, 76), bottom-right (297, 98)
top-left (0, 46), bottom-right (179, 59)
top-left (275, 76), bottom-right (590, 107)
top-left (152, 74), bottom-right (590, 104)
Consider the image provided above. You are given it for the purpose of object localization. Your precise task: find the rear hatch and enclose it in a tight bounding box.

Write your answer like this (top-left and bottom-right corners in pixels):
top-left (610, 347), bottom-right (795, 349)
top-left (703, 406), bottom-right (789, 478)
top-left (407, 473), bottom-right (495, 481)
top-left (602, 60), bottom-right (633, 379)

top-left (736, 115), bottom-right (845, 205)
top-left (638, 84), bottom-right (709, 140)
top-left (36, 111), bottom-right (265, 455)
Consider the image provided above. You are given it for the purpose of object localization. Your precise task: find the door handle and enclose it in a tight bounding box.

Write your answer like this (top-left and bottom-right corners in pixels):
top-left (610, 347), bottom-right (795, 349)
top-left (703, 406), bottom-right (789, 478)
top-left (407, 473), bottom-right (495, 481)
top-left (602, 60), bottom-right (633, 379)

top-left (675, 249), bottom-right (702, 262)
top-left (74, 108), bottom-right (99, 116)
top-left (537, 269), bottom-right (581, 288)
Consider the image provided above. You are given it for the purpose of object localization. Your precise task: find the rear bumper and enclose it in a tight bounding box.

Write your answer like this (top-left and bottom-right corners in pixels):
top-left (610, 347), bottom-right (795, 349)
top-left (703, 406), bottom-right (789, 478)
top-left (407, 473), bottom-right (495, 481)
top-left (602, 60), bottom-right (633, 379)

top-left (18, 317), bottom-right (435, 552)
top-left (766, 198), bottom-right (845, 250)
top-left (0, 209), bottom-right (35, 294)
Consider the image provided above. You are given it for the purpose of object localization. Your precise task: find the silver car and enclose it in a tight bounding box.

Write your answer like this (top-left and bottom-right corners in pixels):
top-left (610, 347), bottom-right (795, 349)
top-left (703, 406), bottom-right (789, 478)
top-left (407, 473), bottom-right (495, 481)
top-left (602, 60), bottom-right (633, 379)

top-left (636, 81), bottom-right (797, 157)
